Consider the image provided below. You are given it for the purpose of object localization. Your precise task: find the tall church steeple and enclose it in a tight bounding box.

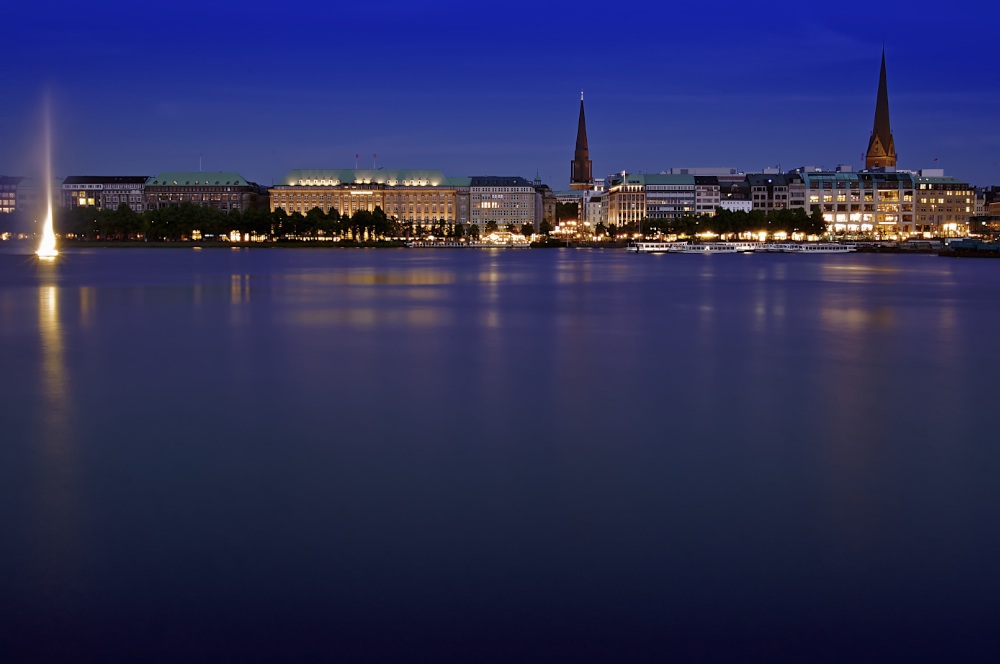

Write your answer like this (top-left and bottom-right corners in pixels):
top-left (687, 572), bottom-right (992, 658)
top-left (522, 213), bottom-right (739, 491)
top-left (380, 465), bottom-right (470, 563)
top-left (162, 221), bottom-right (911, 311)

top-left (570, 91), bottom-right (593, 190)
top-left (865, 49), bottom-right (896, 169)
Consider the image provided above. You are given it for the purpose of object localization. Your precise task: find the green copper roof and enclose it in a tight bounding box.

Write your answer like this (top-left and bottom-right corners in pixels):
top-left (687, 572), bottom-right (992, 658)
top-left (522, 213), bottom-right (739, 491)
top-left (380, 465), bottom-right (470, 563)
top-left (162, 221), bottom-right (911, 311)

top-left (915, 175), bottom-right (969, 185)
top-left (278, 169), bottom-right (450, 187)
top-left (148, 172), bottom-right (251, 186)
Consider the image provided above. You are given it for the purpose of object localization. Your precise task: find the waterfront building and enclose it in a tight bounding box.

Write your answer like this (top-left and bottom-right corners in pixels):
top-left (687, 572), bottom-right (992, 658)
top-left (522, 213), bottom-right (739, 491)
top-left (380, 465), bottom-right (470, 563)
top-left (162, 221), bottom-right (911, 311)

top-left (270, 169), bottom-right (462, 232)
top-left (145, 172), bottom-right (263, 213)
top-left (645, 175), bottom-right (697, 220)
top-left (62, 176), bottom-right (147, 213)
top-left (694, 176), bottom-right (721, 216)
top-left (865, 49), bottom-right (897, 170)
top-left (605, 173), bottom-right (699, 226)
top-left (798, 170), bottom-right (915, 236)
top-left (747, 173), bottom-right (790, 211)
top-left (605, 173), bottom-right (644, 227)
top-left (913, 171), bottom-right (974, 236)
top-left (469, 176), bottom-right (541, 232)
top-left (570, 92), bottom-right (593, 191)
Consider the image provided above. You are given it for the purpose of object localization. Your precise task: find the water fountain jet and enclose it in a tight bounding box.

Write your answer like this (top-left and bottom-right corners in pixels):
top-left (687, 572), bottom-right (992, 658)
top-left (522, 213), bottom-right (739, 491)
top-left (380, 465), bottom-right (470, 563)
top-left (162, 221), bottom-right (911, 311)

top-left (36, 101), bottom-right (58, 260)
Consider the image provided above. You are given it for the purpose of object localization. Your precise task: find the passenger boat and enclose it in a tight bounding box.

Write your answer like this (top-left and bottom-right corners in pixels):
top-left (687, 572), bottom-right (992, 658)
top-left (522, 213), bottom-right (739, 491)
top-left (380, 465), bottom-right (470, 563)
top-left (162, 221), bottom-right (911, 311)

top-left (760, 243), bottom-right (856, 254)
top-left (668, 242), bottom-right (740, 254)
top-left (626, 241), bottom-right (677, 254)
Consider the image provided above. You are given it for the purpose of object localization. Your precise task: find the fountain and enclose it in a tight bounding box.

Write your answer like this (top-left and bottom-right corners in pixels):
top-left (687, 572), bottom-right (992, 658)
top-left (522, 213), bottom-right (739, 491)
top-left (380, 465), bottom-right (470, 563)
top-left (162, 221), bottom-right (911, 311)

top-left (36, 102), bottom-right (58, 260)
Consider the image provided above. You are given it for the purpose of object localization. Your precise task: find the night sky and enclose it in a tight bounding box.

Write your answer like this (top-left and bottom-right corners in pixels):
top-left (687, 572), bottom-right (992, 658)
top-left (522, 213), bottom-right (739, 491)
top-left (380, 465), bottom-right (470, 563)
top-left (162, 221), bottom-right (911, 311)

top-left (3, 1), bottom-right (998, 189)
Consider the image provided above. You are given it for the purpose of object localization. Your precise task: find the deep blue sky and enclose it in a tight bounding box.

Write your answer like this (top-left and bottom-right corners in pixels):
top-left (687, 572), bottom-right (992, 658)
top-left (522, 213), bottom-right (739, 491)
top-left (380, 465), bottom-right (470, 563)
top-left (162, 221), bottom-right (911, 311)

top-left (3, 1), bottom-right (998, 188)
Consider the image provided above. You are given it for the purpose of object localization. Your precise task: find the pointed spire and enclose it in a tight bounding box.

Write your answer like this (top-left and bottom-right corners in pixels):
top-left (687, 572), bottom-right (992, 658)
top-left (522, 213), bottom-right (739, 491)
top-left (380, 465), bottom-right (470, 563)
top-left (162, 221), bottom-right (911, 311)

top-left (866, 48), bottom-right (896, 169)
top-left (571, 92), bottom-right (593, 190)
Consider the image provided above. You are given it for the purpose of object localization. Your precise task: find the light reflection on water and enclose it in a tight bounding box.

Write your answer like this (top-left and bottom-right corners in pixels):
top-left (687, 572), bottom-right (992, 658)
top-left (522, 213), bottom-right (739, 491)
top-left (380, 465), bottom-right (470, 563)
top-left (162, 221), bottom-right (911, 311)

top-left (2, 248), bottom-right (1000, 660)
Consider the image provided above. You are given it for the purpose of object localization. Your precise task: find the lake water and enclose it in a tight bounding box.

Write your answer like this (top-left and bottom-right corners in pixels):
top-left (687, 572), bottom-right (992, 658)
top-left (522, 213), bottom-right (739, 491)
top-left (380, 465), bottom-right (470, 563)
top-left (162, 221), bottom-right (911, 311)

top-left (1, 246), bottom-right (999, 661)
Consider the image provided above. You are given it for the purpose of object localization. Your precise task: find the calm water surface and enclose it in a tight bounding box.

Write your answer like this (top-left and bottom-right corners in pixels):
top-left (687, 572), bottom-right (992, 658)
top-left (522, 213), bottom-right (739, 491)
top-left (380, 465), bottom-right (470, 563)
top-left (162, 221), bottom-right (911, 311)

top-left (1, 246), bottom-right (999, 661)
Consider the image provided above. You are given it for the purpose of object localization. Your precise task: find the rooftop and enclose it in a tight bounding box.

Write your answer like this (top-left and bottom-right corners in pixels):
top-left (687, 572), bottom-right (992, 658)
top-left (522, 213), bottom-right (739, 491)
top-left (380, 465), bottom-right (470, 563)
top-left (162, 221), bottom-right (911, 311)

top-left (277, 169), bottom-right (449, 187)
top-left (148, 172), bottom-right (252, 187)
top-left (63, 175), bottom-right (149, 185)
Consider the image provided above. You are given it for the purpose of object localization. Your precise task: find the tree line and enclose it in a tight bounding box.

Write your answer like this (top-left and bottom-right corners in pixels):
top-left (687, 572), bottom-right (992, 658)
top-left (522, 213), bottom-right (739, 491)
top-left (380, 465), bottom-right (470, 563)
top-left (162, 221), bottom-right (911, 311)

top-left (598, 207), bottom-right (828, 239)
top-left (55, 203), bottom-right (538, 242)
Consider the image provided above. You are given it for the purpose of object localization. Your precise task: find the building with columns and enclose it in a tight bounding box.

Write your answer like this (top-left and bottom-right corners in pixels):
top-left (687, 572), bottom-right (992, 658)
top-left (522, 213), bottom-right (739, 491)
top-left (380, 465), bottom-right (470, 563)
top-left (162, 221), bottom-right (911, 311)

top-left (270, 169), bottom-right (465, 232)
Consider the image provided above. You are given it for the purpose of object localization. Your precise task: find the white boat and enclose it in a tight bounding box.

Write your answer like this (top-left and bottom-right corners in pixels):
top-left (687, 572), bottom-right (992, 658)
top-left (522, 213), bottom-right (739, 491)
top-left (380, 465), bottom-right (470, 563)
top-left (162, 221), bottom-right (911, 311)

top-left (668, 242), bottom-right (740, 254)
top-left (760, 242), bottom-right (856, 254)
top-left (626, 241), bottom-right (678, 254)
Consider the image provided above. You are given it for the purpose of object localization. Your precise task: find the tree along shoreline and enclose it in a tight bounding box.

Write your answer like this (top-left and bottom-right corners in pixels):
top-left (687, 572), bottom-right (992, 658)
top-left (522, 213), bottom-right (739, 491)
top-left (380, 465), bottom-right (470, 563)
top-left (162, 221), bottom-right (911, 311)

top-left (50, 202), bottom-right (536, 244)
top-left (7, 201), bottom-right (830, 245)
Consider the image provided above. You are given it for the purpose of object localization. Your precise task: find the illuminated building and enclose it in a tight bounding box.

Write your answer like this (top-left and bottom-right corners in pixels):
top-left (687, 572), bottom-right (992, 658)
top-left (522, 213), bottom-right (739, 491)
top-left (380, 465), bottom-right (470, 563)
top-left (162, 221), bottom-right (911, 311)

top-left (914, 171), bottom-right (974, 236)
top-left (62, 176), bottom-right (147, 213)
top-left (799, 170), bottom-right (914, 236)
top-left (865, 49), bottom-right (897, 170)
top-left (469, 176), bottom-right (541, 231)
top-left (144, 172), bottom-right (263, 212)
top-left (570, 92), bottom-right (593, 191)
top-left (270, 169), bottom-right (464, 232)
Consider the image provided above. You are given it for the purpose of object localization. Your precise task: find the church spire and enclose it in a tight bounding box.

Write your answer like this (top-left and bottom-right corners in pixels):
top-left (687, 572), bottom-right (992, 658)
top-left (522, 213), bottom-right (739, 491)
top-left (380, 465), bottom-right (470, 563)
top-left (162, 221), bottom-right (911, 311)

top-left (865, 48), bottom-right (896, 169)
top-left (571, 91), bottom-right (593, 190)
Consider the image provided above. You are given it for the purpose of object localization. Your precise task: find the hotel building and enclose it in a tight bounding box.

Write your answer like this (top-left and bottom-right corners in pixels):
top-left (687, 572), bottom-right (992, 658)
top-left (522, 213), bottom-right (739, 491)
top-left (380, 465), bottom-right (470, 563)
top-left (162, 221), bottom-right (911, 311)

top-left (269, 169), bottom-right (465, 231)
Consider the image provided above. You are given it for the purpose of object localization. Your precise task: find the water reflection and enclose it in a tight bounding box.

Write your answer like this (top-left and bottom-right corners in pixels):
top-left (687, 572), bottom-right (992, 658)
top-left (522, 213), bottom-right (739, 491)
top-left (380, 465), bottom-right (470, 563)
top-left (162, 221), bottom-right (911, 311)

top-left (292, 306), bottom-right (451, 329)
top-left (231, 274), bottom-right (250, 304)
top-left (78, 286), bottom-right (96, 328)
top-left (285, 269), bottom-right (457, 286)
top-left (34, 283), bottom-right (86, 594)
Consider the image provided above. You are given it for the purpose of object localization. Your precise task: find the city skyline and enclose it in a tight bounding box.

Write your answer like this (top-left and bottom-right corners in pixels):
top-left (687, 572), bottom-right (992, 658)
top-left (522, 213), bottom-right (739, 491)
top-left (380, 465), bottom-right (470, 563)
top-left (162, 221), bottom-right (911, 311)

top-left (3, 2), bottom-right (999, 187)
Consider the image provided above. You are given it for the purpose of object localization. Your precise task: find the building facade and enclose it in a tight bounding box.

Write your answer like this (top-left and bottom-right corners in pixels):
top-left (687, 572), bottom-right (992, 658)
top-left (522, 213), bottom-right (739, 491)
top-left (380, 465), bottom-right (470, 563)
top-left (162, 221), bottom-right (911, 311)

top-left (747, 174), bottom-right (790, 211)
top-left (798, 171), bottom-right (915, 235)
top-left (62, 176), bottom-right (148, 213)
top-left (270, 169), bottom-right (461, 231)
top-left (914, 172), bottom-right (974, 236)
top-left (470, 176), bottom-right (541, 231)
top-left (145, 172), bottom-right (262, 213)
top-left (694, 176), bottom-right (721, 216)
